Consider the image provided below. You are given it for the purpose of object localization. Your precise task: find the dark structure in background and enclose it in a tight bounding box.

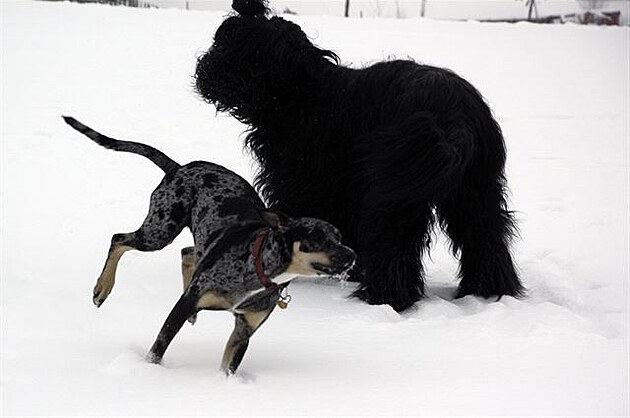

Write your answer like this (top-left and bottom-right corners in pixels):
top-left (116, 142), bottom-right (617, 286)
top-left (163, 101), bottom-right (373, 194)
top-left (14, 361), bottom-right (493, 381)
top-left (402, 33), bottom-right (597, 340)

top-left (505, 0), bottom-right (623, 25)
top-left (43, 0), bottom-right (623, 25)
top-left (48, 0), bottom-right (157, 8)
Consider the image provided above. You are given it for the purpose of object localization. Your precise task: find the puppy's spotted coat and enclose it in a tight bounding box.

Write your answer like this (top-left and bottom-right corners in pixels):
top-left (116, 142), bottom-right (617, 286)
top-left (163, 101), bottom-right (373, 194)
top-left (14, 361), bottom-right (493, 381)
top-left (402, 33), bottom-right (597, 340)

top-left (63, 116), bottom-right (355, 374)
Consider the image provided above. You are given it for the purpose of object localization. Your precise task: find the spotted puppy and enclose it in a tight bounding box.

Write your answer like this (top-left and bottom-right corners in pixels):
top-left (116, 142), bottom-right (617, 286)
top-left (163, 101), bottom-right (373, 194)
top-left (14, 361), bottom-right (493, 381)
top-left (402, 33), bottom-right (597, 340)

top-left (63, 116), bottom-right (355, 375)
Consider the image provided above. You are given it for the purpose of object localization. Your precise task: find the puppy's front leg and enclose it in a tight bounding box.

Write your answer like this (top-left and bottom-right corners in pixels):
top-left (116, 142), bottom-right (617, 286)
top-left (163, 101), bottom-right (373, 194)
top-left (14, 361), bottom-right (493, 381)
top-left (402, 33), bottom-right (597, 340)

top-left (147, 291), bottom-right (199, 364)
top-left (221, 307), bottom-right (274, 375)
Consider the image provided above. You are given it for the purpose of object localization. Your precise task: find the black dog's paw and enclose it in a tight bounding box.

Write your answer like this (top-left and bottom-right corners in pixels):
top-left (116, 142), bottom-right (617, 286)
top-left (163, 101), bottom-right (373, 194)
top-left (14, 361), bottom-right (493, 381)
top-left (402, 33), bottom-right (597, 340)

top-left (455, 281), bottom-right (526, 300)
top-left (351, 287), bottom-right (390, 307)
top-left (351, 286), bottom-right (420, 313)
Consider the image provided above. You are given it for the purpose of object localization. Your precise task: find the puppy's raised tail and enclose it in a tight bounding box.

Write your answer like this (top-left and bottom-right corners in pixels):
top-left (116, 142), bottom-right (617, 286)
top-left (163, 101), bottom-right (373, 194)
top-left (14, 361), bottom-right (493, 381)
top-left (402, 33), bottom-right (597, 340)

top-left (62, 116), bottom-right (180, 174)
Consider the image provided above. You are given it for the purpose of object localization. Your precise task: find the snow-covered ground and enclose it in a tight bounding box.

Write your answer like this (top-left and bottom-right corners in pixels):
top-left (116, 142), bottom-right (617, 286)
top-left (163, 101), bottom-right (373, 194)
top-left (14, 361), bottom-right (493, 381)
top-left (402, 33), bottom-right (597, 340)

top-left (2, 1), bottom-right (628, 416)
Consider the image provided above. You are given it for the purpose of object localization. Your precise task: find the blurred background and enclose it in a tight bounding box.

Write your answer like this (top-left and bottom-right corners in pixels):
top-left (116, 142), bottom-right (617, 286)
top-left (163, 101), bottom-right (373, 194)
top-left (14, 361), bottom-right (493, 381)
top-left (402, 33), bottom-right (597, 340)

top-left (45, 0), bottom-right (629, 24)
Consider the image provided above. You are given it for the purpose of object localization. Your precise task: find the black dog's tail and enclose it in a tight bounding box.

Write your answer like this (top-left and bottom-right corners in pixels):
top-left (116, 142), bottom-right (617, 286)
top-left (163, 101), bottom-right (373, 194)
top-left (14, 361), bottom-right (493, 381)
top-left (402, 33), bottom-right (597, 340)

top-left (355, 111), bottom-right (478, 205)
top-left (62, 116), bottom-right (180, 174)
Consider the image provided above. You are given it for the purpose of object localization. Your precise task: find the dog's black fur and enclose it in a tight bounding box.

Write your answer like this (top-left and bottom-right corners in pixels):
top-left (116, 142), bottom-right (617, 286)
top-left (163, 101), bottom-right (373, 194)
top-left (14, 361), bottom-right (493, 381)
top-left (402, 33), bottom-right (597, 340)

top-left (63, 116), bottom-right (355, 374)
top-left (194, 0), bottom-right (524, 311)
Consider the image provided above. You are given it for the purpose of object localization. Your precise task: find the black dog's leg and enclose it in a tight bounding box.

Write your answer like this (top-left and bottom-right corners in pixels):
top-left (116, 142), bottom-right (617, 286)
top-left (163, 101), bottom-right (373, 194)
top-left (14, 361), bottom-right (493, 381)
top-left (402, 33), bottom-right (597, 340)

top-left (353, 202), bottom-right (434, 312)
top-left (147, 290), bottom-right (200, 364)
top-left (438, 178), bottom-right (524, 299)
top-left (349, 113), bottom-right (449, 312)
top-left (221, 308), bottom-right (274, 375)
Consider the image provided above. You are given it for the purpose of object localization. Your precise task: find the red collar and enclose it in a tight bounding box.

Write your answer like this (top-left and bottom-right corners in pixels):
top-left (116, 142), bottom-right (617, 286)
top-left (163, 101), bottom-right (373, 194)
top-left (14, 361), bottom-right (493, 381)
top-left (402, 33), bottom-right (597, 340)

top-left (252, 228), bottom-right (279, 291)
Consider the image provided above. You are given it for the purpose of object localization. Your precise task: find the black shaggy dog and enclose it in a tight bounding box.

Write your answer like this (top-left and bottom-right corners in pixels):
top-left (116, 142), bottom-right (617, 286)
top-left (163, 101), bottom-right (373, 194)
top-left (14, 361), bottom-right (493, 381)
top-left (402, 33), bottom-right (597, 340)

top-left (194, 0), bottom-right (524, 311)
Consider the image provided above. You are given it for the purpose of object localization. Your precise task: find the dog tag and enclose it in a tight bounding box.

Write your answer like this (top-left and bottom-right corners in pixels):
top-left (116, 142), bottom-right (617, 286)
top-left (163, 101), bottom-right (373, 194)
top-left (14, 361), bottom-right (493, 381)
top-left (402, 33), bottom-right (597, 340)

top-left (276, 300), bottom-right (288, 309)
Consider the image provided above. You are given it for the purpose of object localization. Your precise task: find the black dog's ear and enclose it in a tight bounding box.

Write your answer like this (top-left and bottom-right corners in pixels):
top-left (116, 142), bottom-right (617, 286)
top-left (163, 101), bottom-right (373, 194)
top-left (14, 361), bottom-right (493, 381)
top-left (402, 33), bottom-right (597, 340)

top-left (259, 209), bottom-right (290, 229)
top-left (232, 0), bottom-right (269, 16)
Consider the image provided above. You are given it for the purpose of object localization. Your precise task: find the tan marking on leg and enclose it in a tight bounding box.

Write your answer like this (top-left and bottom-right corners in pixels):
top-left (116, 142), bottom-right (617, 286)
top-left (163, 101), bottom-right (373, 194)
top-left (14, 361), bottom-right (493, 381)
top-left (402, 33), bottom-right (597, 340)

top-left (220, 307), bottom-right (274, 374)
top-left (93, 244), bottom-right (132, 307)
top-left (243, 308), bottom-right (274, 330)
top-left (220, 332), bottom-right (240, 373)
top-left (181, 251), bottom-right (195, 291)
top-left (196, 291), bottom-right (232, 310)
top-left (220, 315), bottom-right (248, 373)
top-left (284, 241), bottom-right (331, 275)
top-left (181, 250), bottom-right (197, 324)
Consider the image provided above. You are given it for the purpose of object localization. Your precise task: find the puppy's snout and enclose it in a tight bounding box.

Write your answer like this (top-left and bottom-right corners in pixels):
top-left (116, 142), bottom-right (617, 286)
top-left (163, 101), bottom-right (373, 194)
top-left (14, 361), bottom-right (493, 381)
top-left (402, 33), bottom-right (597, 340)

top-left (333, 246), bottom-right (356, 270)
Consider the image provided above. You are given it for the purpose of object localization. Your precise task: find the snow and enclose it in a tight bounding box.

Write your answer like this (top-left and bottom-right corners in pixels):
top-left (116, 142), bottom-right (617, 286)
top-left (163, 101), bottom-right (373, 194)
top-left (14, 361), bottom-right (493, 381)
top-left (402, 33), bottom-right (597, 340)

top-left (2, 1), bottom-right (628, 416)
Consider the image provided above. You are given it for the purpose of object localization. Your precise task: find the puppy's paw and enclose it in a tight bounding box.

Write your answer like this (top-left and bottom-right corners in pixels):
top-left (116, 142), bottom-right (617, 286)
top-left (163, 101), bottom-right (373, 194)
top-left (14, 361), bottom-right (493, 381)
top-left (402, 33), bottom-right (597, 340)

top-left (187, 313), bottom-right (198, 325)
top-left (92, 277), bottom-right (114, 307)
top-left (145, 351), bottom-right (162, 364)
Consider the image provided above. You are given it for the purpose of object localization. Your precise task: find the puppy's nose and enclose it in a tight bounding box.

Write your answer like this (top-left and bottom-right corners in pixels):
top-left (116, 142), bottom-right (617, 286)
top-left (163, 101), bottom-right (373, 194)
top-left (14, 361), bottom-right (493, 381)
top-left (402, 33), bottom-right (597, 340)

top-left (337, 246), bottom-right (356, 269)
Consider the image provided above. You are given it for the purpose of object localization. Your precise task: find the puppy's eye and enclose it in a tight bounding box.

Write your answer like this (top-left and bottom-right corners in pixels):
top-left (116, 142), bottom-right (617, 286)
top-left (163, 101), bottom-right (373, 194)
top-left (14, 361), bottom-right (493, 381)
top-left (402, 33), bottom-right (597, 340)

top-left (299, 240), bottom-right (314, 252)
top-left (299, 238), bottom-right (321, 253)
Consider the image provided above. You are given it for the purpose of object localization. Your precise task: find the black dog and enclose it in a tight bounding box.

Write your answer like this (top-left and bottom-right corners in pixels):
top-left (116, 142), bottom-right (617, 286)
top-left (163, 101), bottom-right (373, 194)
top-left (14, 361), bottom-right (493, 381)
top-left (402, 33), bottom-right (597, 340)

top-left (63, 116), bottom-right (355, 374)
top-left (193, 0), bottom-right (524, 312)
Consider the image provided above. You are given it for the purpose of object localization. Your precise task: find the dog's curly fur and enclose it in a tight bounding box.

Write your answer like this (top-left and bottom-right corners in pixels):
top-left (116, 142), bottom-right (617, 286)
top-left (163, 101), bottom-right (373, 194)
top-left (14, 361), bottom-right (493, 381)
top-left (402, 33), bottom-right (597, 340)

top-left (194, 0), bottom-right (524, 311)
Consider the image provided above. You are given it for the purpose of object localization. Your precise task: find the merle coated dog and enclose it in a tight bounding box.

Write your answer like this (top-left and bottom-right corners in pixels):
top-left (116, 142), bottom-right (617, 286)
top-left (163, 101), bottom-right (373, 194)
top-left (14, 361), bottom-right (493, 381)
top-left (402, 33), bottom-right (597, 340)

top-left (193, 0), bottom-right (524, 312)
top-left (63, 116), bottom-right (355, 374)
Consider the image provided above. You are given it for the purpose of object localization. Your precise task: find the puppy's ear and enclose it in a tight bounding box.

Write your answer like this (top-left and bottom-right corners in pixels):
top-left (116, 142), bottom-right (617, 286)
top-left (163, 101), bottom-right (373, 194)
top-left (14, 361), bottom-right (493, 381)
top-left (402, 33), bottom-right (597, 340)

top-left (259, 209), bottom-right (290, 229)
top-left (232, 0), bottom-right (269, 17)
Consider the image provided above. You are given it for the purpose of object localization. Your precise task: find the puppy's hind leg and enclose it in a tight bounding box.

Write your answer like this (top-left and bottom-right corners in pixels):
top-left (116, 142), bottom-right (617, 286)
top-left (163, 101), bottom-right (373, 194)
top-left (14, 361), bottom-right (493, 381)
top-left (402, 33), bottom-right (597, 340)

top-left (221, 308), bottom-right (274, 375)
top-left (180, 246), bottom-right (198, 325)
top-left (92, 211), bottom-right (186, 307)
top-left (181, 247), bottom-right (196, 290)
top-left (93, 233), bottom-right (135, 307)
